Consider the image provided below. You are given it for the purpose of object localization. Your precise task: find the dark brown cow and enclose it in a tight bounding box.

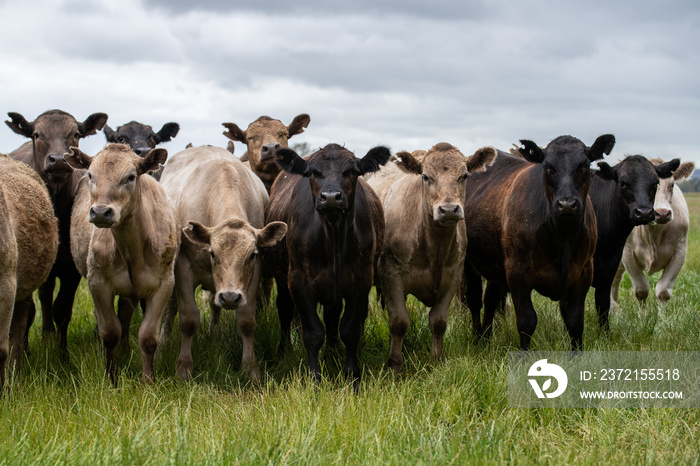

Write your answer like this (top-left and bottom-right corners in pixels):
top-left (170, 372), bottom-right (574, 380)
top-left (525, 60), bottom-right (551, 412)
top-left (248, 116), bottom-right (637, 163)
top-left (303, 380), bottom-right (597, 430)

top-left (463, 135), bottom-right (615, 350)
top-left (222, 114), bottom-right (310, 192)
top-left (5, 109), bottom-right (108, 353)
top-left (265, 143), bottom-right (390, 383)
top-left (104, 121), bottom-right (180, 180)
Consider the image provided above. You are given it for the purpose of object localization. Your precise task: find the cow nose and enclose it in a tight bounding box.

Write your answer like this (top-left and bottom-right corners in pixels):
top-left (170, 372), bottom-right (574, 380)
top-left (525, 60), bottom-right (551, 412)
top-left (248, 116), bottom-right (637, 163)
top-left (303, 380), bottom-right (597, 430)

top-left (556, 198), bottom-right (580, 216)
top-left (46, 153), bottom-right (66, 169)
top-left (436, 204), bottom-right (464, 222)
top-left (654, 208), bottom-right (672, 224)
top-left (634, 207), bottom-right (654, 223)
top-left (216, 291), bottom-right (244, 309)
top-left (260, 143), bottom-right (281, 161)
top-left (89, 205), bottom-right (115, 226)
top-left (134, 147), bottom-right (150, 157)
top-left (318, 191), bottom-right (344, 209)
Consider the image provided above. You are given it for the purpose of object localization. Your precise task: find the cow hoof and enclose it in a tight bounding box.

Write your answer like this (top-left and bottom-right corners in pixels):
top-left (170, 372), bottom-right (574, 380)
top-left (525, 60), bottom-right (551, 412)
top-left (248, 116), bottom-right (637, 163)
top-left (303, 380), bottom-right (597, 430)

top-left (387, 356), bottom-right (403, 374)
top-left (657, 290), bottom-right (671, 302)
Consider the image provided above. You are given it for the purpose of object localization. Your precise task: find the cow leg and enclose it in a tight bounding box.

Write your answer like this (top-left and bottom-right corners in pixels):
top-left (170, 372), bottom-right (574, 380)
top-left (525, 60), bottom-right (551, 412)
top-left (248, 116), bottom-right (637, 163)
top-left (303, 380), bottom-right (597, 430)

top-left (509, 281), bottom-right (537, 351)
top-left (0, 274), bottom-right (13, 390)
top-left (117, 297), bottom-right (134, 346)
top-left (53, 265), bottom-right (82, 356)
top-left (275, 278), bottom-right (295, 356)
top-left (90, 280), bottom-right (120, 385)
top-left (610, 264), bottom-right (625, 308)
top-left (290, 277), bottom-right (324, 382)
top-left (559, 266), bottom-right (591, 351)
top-left (208, 291), bottom-right (222, 329)
top-left (384, 284), bottom-right (409, 373)
top-left (625, 260), bottom-right (650, 304)
top-left (340, 291), bottom-right (369, 384)
top-left (323, 302), bottom-right (342, 351)
top-left (38, 276), bottom-right (56, 336)
top-left (140, 275), bottom-right (174, 384)
top-left (175, 275), bottom-right (199, 380)
top-left (237, 301), bottom-right (260, 383)
top-left (22, 299), bottom-right (35, 356)
top-left (159, 292), bottom-right (178, 343)
top-left (482, 281), bottom-right (508, 340)
top-left (9, 297), bottom-right (33, 379)
top-left (463, 262), bottom-right (484, 336)
top-left (655, 245), bottom-right (686, 303)
top-left (594, 280), bottom-right (613, 332)
top-left (428, 290), bottom-right (454, 361)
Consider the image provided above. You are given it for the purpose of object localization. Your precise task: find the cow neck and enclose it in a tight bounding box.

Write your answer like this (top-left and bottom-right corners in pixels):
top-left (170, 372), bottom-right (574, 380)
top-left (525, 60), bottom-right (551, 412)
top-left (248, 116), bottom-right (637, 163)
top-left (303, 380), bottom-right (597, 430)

top-left (318, 206), bottom-right (355, 307)
top-left (422, 210), bottom-right (459, 297)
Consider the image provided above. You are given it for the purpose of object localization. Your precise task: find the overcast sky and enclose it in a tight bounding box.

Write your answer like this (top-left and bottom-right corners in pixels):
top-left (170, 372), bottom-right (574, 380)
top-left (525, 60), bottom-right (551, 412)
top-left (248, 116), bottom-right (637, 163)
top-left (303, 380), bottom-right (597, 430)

top-left (2, 0), bottom-right (699, 167)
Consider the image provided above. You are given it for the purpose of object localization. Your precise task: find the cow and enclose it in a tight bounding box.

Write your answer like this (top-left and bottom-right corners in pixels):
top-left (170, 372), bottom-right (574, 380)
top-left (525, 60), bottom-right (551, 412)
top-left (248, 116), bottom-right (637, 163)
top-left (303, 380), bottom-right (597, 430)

top-left (0, 155), bottom-right (58, 389)
top-left (222, 114), bottom-right (310, 192)
top-left (67, 144), bottom-right (178, 384)
top-left (610, 158), bottom-right (694, 306)
top-left (5, 109), bottom-right (108, 354)
top-left (463, 135), bottom-right (616, 351)
top-left (265, 143), bottom-right (390, 383)
top-left (365, 143), bottom-right (496, 371)
top-left (104, 120), bottom-right (180, 180)
top-left (159, 145), bottom-right (287, 382)
top-left (589, 155), bottom-right (680, 330)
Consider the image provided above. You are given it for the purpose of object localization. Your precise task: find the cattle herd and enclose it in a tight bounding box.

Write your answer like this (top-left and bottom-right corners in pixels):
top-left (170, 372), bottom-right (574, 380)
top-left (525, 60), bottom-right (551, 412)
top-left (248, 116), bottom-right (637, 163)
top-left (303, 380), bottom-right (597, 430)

top-left (0, 109), bottom-right (694, 389)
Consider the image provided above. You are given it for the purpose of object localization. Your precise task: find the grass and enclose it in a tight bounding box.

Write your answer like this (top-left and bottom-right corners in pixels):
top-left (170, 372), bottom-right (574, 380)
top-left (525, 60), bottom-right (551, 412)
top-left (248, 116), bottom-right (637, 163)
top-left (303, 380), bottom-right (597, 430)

top-left (1, 196), bottom-right (700, 464)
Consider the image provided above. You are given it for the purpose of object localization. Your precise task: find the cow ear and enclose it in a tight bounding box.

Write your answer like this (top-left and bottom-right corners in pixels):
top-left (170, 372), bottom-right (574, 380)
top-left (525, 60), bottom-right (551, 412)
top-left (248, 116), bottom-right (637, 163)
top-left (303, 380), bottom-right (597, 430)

top-left (256, 221), bottom-right (287, 248)
top-left (65, 146), bottom-right (93, 170)
top-left (518, 140), bottom-right (545, 163)
top-left (5, 112), bottom-right (33, 138)
top-left (103, 124), bottom-right (116, 142)
top-left (466, 146), bottom-right (497, 173)
top-left (275, 147), bottom-right (308, 175)
top-left (358, 146), bottom-right (391, 175)
top-left (78, 113), bottom-right (108, 138)
top-left (155, 122), bottom-right (180, 143)
top-left (287, 114), bottom-right (311, 138)
top-left (227, 141), bottom-right (235, 154)
top-left (673, 161), bottom-right (695, 181)
top-left (395, 150), bottom-right (422, 174)
top-left (596, 162), bottom-right (617, 181)
top-left (654, 158), bottom-right (681, 179)
top-left (587, 134), bottom-right (616, 161)
top-left (183, 221), bottom-right (211, 245)
top-left (222, 122), bottom-right (247, 143)
top-left (138, 148), bottom-right (168, 175)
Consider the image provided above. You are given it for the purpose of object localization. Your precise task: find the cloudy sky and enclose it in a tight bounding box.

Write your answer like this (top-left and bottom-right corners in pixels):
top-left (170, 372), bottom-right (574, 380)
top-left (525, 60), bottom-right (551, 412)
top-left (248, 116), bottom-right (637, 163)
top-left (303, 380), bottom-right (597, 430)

top-left (2, 0), bottom-right (699, 166)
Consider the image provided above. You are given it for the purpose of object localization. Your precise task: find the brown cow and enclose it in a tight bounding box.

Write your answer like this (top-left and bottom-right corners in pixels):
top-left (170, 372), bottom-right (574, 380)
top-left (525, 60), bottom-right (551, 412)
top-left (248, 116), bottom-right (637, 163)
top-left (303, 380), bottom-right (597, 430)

top-left (159, 145), bottom-right (286, 381)
top-left (67, 144), bottom-right (178, 384)
top-left (5, 109), bottom-right (108, 354)
top-left (366, 143), bottom-right (497, 371)
top-left (222, 114), bottom-right (310, 192)
top-left (0, 155), bottom-right (58, 389)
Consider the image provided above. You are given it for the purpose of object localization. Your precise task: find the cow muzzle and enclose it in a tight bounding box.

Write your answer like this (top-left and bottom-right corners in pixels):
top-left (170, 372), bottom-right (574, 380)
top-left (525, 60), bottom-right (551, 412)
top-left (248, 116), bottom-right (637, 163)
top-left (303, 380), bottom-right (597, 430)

top-left (433, 203), bottom-right (464, 226)
top-left (316, 191), bottom-right (348, 222)
top-left (44, 153), bottom-right (73, 176)
top-left (653, 208), bottom-right (672, 225)
top-left (215, 290), bottom-right (246, 309)
top-left (553, 197), bottom-right (581, 218)
top-left (89, 204), bottom-right (117, 228)
top-left (260, 143), bottom-right (281, 162)
top-left (633, 206), bottom-right (655, 225)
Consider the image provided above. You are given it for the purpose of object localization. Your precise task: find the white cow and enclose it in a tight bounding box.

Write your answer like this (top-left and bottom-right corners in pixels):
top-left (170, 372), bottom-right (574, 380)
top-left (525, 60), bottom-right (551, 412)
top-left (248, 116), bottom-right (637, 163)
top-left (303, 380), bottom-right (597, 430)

top-left (612, 158), bottom-right (695, 305)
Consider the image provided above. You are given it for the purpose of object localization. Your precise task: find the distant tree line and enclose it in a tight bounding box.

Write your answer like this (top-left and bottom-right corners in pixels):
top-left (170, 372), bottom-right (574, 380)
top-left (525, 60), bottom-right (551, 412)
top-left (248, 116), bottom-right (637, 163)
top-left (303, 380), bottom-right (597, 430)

top-left (679, 169), bottom-right (700, 193)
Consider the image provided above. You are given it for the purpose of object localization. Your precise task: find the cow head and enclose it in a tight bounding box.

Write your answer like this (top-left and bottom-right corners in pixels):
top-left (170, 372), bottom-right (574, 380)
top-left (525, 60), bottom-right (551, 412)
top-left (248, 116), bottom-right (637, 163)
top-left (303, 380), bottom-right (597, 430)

top-left (518, 134), bottom-right (616, 221)
top-left (647, 158), bottom-right (694, 224)
top-left (6, 110), bottom-right (108, 183)
top-left (65, 144), bottom-right (167, 228)
top-left (183, 219), bottom-right (287, 309)
top-left (275, 143), bottom-right (391, 227)
top-left (395, 143), bottom-right (497, 226)
top-left (597, 155), bottom-right (680, 225)
top-left (104, 121), bottom-right (180, 157)
top-left (222, 114), bottom-right (310, 167)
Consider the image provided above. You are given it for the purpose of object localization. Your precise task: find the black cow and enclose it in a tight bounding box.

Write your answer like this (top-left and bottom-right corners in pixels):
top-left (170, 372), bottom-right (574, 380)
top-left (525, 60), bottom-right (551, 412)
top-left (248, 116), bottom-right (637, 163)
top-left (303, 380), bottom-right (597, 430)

top-left (589, 155), bottom-right (680, 330)
top-left (463, 135), bottom-right (615, 350)
top-left (265, 143), bottom-right (390, 383)
top-left (104, 121), bottom-right (179, 180)
top-left (5, 109), bottom-right (108, 353)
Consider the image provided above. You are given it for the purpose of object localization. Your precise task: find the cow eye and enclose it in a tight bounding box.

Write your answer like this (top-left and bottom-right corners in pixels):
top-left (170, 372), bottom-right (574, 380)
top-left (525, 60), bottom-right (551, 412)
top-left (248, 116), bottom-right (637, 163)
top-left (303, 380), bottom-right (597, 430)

top-left (307, 169), bottom-right (322, 178)
top-left (73, 132), bottom-right (81, 139)
top-left (117, 136), bottom-right (127, 143)
top-left (210, 250), bottom-right (217, 262)
top-left (422, 174), bottom-right (432, 183)
top-left (124, 174), bottom-right (136, 184)
top-left (458, 173), bottom-right (468, 182)
top-left (247, 250), bottom-right (258, 263)
top-left (32, 133), bottom-right (40, 140)
top-left (87, 172), bottom-right (93, 181)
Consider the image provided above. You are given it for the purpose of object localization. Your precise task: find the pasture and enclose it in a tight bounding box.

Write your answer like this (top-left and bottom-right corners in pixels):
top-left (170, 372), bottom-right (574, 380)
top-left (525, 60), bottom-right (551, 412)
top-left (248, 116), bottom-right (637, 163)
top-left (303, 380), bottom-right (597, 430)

top-left (1, 195), bottom-right (699, 464)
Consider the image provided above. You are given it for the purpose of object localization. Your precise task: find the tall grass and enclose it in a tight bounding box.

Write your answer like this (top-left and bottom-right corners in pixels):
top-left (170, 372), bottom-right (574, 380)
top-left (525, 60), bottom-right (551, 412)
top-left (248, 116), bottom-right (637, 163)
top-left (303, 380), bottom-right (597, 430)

top-left (1, 196), bottom-right (699, 464)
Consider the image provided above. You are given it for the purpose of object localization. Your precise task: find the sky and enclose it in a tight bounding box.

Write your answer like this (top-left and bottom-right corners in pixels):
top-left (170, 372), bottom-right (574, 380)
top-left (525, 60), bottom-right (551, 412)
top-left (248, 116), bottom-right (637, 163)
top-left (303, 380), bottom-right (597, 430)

top-left (1, 0), bottom-right (699, 167)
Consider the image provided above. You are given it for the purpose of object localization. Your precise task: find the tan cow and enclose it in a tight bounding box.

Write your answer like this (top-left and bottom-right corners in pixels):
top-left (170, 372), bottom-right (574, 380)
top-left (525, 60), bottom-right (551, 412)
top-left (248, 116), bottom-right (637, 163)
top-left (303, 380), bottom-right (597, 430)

top-left (366, 143), bottom-right (496, 371)
top-left (159, 146), bottom-right (286, 382)
top-left (0, 155), bottom-right (58, 389)
top-left (222, 114), bottom-right (310, 192)
top-left (67, 144), bottom-right (178, 384)
top-left (612, 158), bottom-right (695, 305)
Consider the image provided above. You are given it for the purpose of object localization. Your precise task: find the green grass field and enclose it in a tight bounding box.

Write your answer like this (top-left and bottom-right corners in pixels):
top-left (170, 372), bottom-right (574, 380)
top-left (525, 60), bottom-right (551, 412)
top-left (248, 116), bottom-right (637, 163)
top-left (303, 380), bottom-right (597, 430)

top-left (2, 195), bottom-right (699, 464)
